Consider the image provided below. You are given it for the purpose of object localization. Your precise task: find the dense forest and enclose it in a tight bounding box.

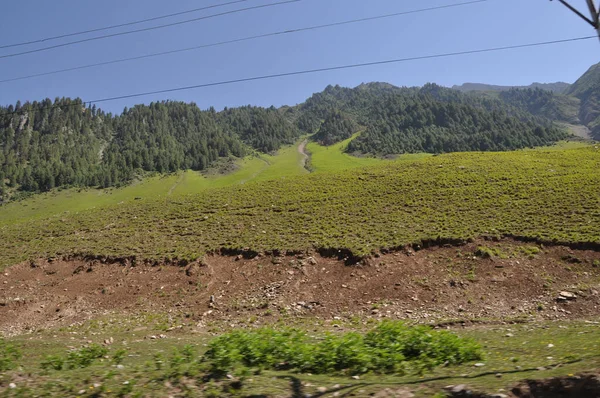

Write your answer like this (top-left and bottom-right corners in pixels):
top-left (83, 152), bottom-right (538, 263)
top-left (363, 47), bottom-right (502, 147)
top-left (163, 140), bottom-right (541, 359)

top-left (3, 72), bottom-right (593, 200)
top-left (312, 110), bottom-right (360, 145)
top-left (0, 99), bottom-right (301, 199)
top-left (303, 83), bottom-right (568, 154)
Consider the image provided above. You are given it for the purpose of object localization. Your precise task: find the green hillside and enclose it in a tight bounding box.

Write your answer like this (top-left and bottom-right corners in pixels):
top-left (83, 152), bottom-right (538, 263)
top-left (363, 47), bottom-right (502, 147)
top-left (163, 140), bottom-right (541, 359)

top-left (6, 63), bottom-right (600, 203)
top-left (566, 62), bottom-right (600, 139)
top-left (0, 143), bottom-right (598, 269)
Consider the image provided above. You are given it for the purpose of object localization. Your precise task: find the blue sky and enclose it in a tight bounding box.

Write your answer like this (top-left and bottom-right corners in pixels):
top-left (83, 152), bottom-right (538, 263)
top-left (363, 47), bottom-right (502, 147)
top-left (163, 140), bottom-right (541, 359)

top-left (0, 0), bottom-right (598, 113)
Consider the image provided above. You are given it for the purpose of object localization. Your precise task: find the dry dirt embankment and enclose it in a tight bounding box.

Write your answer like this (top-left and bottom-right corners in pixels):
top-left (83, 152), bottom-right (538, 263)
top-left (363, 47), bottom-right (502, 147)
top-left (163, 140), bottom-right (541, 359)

top-left (0, 239), bottom-right (598, 336)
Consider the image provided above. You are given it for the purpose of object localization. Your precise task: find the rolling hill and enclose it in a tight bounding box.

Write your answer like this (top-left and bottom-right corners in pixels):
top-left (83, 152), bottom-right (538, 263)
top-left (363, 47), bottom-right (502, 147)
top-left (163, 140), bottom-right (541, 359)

top-left (5, 62), bottom-right (600, 200)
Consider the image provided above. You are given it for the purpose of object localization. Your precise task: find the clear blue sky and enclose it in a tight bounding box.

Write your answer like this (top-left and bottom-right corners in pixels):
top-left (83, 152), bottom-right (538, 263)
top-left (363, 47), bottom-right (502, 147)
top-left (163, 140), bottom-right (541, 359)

top-left (0, 0), bottom-right (598, 114)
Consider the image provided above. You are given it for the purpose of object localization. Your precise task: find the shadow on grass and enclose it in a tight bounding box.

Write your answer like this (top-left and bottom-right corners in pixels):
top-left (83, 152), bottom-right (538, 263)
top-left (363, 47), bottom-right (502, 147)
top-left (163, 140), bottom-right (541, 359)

top-left (269, 358), bottom-right (591, 398)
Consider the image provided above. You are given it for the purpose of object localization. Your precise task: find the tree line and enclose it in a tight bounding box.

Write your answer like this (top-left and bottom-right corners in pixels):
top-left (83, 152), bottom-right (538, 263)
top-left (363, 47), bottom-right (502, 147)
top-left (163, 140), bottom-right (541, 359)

top-left (1, 83), bottom-right (571, 200)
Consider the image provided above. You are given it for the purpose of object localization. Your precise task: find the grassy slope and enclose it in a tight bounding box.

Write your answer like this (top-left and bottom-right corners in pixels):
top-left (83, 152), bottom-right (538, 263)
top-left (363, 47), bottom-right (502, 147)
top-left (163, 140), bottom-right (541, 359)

top-left (0, 144), bottom-right (598, 268)
top-left (0, 142), bottom-right (310, 225)
top-left (306, 133), bottom-right (386, 172)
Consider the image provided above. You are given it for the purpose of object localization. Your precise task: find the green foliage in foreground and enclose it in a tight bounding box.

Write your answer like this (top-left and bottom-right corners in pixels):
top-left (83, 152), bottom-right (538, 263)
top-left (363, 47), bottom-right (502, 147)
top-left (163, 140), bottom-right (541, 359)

top-left (204, 322), bottom-right (483, 375)
top-left (0, 146), bottom-right (599, 268)
top-left (0, 339), bottom-right (21, 372)
top-left (1, 320), bottom-right (599, 397)
top-left (41, 344), bottom-right (109, 371)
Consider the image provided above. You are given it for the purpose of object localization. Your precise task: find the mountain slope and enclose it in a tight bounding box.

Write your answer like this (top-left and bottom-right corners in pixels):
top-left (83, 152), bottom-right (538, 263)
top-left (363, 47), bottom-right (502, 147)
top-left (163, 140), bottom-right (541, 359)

top-left (300, 83), bottom-right (567, 154)
top-left (0, 79), bottom-right (582, 200)
top-left (453, 82), bottom-right (571, 94)
top-left (496, 88), bottom-right (581, 124)
top-left (566, 62), bottom-right (600, 139)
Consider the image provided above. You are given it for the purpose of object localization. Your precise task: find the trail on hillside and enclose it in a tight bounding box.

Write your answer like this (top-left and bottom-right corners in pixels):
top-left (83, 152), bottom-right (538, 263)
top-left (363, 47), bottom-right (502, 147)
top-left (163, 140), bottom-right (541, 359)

top-left (298, 139), bottom-right (311, 172)
top-left (167, 172), bottom-right (185, 196)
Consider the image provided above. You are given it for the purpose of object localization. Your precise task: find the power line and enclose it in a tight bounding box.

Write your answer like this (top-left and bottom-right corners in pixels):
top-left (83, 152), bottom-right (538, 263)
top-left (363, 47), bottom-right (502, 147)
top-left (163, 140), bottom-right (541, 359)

top-left (84, 36), bottom-right (596, 105)
top-left (0, 0), bottom-right (301, 60)
top-left (0, 0), bottom-right (251, 50)
top-left (0, 0), bottom-right (489, 85)
top-left (0, 35), bottom-right (594, 117)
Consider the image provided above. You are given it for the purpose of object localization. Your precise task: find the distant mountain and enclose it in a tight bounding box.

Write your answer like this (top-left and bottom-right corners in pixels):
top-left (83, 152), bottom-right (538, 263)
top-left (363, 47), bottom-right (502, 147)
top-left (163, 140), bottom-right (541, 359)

top-left (5, 65), bottom-right (600, 200)
top-left (496, 88), bottom-right (581, 125)
top-left (566, 62), bottom-right (600, 138)
top-left (453, 82), bottom-right (571, 94)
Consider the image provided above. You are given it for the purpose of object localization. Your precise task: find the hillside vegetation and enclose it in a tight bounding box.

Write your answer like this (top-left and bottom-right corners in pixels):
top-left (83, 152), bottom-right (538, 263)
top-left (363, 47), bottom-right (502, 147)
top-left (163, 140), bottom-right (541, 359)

top-left (0, 100), bottom-right (301, 200)
top-left (0, 145), bottom-right (598, 269)
top-left (2, 78), bottom-right (584, 200)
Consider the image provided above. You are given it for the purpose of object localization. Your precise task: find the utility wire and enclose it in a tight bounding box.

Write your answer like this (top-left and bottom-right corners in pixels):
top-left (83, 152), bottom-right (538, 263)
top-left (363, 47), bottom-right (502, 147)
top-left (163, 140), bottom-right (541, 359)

top-left (0, 0), bottom-right (489, 85)
top-left (0, 35), bottom-right (594, 117)
top-left (0, 0), bottom-right (251, 50)
top-left (84, 36), bottom-right (596, 105)
top-left (0, 0), bottom-right (301, 60)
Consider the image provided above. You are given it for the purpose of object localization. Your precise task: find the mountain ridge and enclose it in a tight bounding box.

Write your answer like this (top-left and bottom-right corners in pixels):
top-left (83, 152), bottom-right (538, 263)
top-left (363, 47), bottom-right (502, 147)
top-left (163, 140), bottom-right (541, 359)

top-left (452, 81), bottom-right (571, 94)
top-left (3, 61), bottom-right (600, 200)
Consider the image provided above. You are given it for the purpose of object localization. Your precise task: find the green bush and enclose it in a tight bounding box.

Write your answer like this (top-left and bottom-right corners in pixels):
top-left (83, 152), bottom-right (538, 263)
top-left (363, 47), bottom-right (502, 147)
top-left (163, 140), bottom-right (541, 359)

top-left (40, 355), bottom-right (65, 371)
top-left (0, 339), bottom-right (21, 371)
top-left (203, 321), bottom-right (482, 376)
top-left (66, 344), bottom-right (108, 369)
top-left (42, 344), bottom-right (109, 371)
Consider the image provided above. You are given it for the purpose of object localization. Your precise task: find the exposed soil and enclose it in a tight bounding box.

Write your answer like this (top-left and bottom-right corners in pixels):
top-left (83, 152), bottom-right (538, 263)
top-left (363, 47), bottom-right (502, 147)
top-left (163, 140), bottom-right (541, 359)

top-left (298, 138), bottom-right (310, 172)
top-left (1, 239), bottom-right (599, 336)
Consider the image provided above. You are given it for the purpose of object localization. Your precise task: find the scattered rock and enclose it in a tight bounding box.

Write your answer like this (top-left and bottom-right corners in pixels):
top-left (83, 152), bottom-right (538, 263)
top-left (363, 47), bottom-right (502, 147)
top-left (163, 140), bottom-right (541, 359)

top-left (449, 384), bottom-right (468, 394)
top-left (351, 375), bottom-right (360, 380)
top-left (505, 333), bottom-right (514, 338)
top-left (559, 291), bottom-right (577, 300)
top-left (9, 383), bottom-right (16, 389)
top-left (548, 343), bottom-right (554, 348)
top-left (373, 388), bottom-right (414, 398)
top-left (185, 264), bottom-right (200, 277)
top-left (474, 363), bottom-right (485, 367)
top-left (317, 387), bottom-right (327, 393)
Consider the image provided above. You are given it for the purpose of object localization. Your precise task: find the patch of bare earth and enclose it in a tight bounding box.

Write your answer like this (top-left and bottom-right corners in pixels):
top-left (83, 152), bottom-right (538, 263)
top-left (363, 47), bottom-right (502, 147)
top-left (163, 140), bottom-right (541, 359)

top-left (0, 239), bottom-right (599, 336)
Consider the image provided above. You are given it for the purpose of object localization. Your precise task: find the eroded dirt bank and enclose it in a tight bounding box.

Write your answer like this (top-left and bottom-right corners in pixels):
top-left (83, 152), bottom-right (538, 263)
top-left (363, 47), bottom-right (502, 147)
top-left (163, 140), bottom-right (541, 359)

top-left (1, 239), bottom-right (599, 336)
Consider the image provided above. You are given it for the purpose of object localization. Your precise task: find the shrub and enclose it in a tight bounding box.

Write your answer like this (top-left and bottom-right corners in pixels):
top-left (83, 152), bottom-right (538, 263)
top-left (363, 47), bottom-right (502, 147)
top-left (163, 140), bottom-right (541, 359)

top-left (203, 321), bottom-right (482, 376)
top-left (41, 355), bottom-right (65, 371)
top-left (0, 339), bottom-right (21, 371)
top-left (66, 344), bottom-right (108, 369)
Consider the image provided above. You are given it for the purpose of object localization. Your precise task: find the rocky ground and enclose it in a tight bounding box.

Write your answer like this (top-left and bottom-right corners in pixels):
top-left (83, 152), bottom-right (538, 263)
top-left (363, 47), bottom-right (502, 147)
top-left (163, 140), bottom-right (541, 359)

top-left (1, 238), bottom-right (599, 336)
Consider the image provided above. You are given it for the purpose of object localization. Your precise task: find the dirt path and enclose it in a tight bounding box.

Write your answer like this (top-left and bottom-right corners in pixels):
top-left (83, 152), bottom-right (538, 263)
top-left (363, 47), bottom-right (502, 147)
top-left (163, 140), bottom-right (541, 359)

top-left (298, 139), bottom-right (310, 172)
top-left (167, 172), bottom-right (185, 196)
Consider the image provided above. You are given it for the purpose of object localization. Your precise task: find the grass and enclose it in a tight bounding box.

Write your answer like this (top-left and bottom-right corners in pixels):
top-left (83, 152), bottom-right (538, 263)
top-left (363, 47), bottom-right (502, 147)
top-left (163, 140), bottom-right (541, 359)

top-left (0, 142), bottom-right (309, 226)
top-left (0, 145), bottom-right (599, 268)
top-left (305, 132), bottom-right (432, 173)
top-left (306, 133), bottom-right (386, 172)
top-left (0, 318), bottom-right (598, 397)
